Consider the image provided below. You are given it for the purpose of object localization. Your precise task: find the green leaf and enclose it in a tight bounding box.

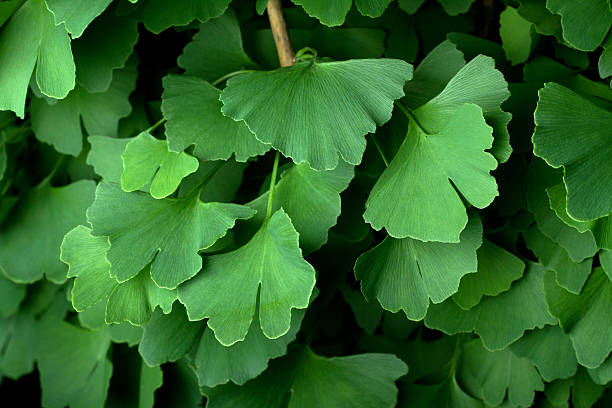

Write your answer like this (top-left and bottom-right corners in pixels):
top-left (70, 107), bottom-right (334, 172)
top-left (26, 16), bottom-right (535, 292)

top-left (140, 0), bottom-right (231, 34)
top-left (72, 10), bottom-right (139, 92)
top-left (364, 103), bottom-right (497, 242)
top-left (138, 304), bottom-right (202, 366)
top-left (87, 182), bottom-right (255, 289)
top-left (162, 74), bottom-right (269, 162)
top-left (220, 58), bottom-right (413, 170)
top-left (30, 61), bottom-right (137, 156)
top-left (397, 0), bottom-right (426, 14)
top-left (139, 362), bottom-right (163, 408)
top-left (354, 0), bottom-right (394, 17)
top-left (601, 250), bottom-right (612, 280)
top-left (453, 239), bottom-right (525, 310)
top-left (588, 354), bottom-right (612, 385)
top-left (0, 180), bottom-right (95, 283)
top-left (599, 32), bottom-right (612, 79)
top-left (500, 6), bottom-right (537, 65)
top-left (399, 374), bottom-right (483, 408)
top-left (0, 0), bottom-right (75, 118)
top-left (178, 10), bottom-right (256, 83)
top-left (527, 158), bottom-right (598, 261)
top-left (290, 0), bottom-right (352, 26)
top-left (178, 209), bottom-right (316, 345)
top-left (517, 0), bottom-right (563, 40)
top-left (510, 325), bottom-right (578, 381)
top-left (533, 83), bottom-right (612, 221)
top-left (459, 338), bottom-right (544, 407)
top-left (546, 0), bottom-right (612, 51)
top-left (354, 213), bottom-right (482, 320)
top-left (203, 346), bottom-right (407, 408)
top-left (245, 161), bottom-right (354, 254)
top-left (544, 267), bottom-right (612, 368)
top-left (437, 0), bottom-right (477, 16)
top-left (0, 0), bottom-right (25, 29)
top-left (340, 285), bottom-right (384, 334)
top-left (0, 273), bottom-right (26, 317)
top-left (45, 0), bottom-right (113, 38)
top-left (121, 130), bottom-right (199, 199)
top-left (0, 311), bottom-right (37, 378)
top-left (37, 317), bottom-right (111, 408)
top-left (524, 225), bottom-right (592, 293)
top-left (192, 308), bottom-right (306, 387)
top-left (87, 136), bottom-right (131, 183)
top-left (425, 263), bottom-right (556, 350)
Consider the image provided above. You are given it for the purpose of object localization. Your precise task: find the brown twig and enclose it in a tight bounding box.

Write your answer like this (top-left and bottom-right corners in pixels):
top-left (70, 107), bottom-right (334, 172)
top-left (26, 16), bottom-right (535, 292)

top-left (479, 0), bottom-right (495, 39)
top-left (266, 0), bottom-right (295, 67)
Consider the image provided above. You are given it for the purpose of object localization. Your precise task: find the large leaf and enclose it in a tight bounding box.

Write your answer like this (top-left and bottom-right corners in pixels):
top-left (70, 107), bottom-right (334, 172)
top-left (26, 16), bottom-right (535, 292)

top-left (544, 267), bottom-right (612, 368)
top-left (354, 213), bottom-right (482, 320)
top-left (87, 182), bottom-right (255, 289)
top-left (162, 74), bottom-right (269, 162)
top-left (203, 346), bottom-right (407, 408)
top-left (533, 83), bottom-right (612, 221)
top-left (425, 263), bottom-right (556, 350)
top-left (220, 58), bottom-right (413, 170)
top-left (246, 161), bottom-right (354, 254)
top-left (0, 180), bottom-right (95, 284)
top-left (0, 0), bottom-right (75, 117)
top-left (30, 62), bottom-right (137, 156)
top-left (121, 130), bottom-right (199, 199)
top-left (364, 103), bottom-right (497, 242)
top-left (546, 0), bottom-right (612, 51)
top-left (178, 209), bottom-right (316, 345)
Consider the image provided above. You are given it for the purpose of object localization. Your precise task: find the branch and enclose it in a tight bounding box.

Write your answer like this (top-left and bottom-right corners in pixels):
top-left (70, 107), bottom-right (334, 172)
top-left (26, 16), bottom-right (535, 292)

top-left (266, 0), bottom-right (295, 67)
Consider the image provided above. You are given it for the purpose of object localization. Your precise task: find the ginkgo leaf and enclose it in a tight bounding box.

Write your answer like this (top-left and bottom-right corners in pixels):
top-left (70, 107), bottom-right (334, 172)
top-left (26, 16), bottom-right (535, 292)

top-left (453, 239), bottom-right (525, 310)
top-left (192, 307), bottom-right (306, 387)
top-left (246, 161), bottom-right (354, 254)
top-left (87, 136), bottom-right (131, 183)
top-left (37, 317), bottom-right (111, 408)
top-left (397, 0), bottom-right (426, 14)
top-left (459, 338), bottom-right (544, 407)
top-left (0, 180), bottom-right (95, 284)
top-left (178, 10), bottom-right (256, 83)
top-left (178, 209), bottom-right (316, 346)
top-left (438, 0), bottom-right (477, 16)
top-left (500, 6), bottom-right (537, 65)
top-left (533, 83), bottom-right (612, 221)
top-left (138, 304), bottom-right (203, 366)
top-left (546, 0), bottom-right (612, 51)
top-left (425, 263), bottom-right (556, 350)
top-left (364, 103), bottom-right (497, 242)
top-left (544, 267), bottom-right (612, 368)
top-left (399, 374), bottom-right (482, 408)
top-left (524, 225), bottom-right (592, 294)
top-left (599, 33), bottom-right (612, 79)
top-left (0, 0), bottom-right (75, 118)
top-left (72, 10), bottom-right (139, 92)
top-left (354, 213), bottom-right (482, 320)
top-left (162, 74), bottom-right (269, 162)
top-left (601, 250), bottom-right (612, 280)
top-left (140, 0), bottom-right (231, 34)
top-left (220, 57), bottom-right (413, 170)
top-left (45, 0), bottom-right (113, 38)
top-left (291, 0), bottom-right (393, 26)
top-left (527, 158), bottom-right (598, 261)
top-left (0, 0), bottom-right (23, 28)
top-left (0, 311), bottom-right (37, 379)
top-left (30, 61), bottom-right (137, 156)
top-left (0, 274), bottom-right (25, 317)
top-left (510, 325), bottom-right (578, 381)
top-left (547, 183), bottom-right (612, 250)
top-left (139, 362), bottom-right (163, 408)
top-left (121, 130), bottom-right (199, 199)
top-left (203, 346), bottom-right (407, 408)
top-left (588, 355), bottom-right (612, 385)
top-left (87, 182), bottom-right (255, 289)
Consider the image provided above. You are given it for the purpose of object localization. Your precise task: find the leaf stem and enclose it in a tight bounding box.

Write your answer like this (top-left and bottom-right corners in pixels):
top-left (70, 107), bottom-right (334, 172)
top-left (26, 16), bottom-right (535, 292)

top-left (394, 101), bottom-right (432, 135)
top-left (147, 118), bottom-right (166, 133)
top-left (185, 161), bottom-right (225, 198)
top-left (211, 70), bottom-right (259, 87)
top-left (266, 151), bottom-right (280, 219)
top-left (369, 134), bottom-right (389, 167)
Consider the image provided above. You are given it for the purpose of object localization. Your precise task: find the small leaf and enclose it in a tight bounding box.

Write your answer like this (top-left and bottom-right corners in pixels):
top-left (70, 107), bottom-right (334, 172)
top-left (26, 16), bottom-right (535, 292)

top-left (121, 131), bottom-right (199, 199)
top-left (544, 267), bottom-right (612, 368)
top-left (500, 6), bottom-right (537, 65)
top-left (364, 103), bottom-right (497, 242)
top-left (178, 209), bottom-right (316, 345)
top-left (355, 213), bottom-right (482, 320)
top-left (220, 57), bottom-right (412, 170)
top-left (87, 182), bottom-right (255, 288)
top-left (533, 83), bottom-right (612, 220)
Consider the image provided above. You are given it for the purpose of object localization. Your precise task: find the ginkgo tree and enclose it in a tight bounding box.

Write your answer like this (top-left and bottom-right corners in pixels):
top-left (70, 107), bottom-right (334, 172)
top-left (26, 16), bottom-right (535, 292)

top-left (0, 0), bottom-right (611, 407)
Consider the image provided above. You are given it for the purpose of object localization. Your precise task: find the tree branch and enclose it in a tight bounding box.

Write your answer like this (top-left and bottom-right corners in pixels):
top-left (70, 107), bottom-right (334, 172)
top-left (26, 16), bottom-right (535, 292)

top-left (266, 0), bottom-right (295, 67)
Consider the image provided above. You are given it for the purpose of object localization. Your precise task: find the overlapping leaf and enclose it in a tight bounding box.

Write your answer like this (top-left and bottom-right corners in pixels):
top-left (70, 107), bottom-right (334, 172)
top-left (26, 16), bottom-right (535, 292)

top-left (178, 209), bottom-right (316, 345)
top-left (291, 0), bottom-right (394, 26)
top-left (220, 57), bottom-right (413, 170)
top-left (546, 0), bottom-right (612, 51)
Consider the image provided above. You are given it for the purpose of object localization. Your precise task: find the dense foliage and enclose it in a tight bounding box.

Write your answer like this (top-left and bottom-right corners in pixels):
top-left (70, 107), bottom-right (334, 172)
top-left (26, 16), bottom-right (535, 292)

top-left (0, 0), bottom-right (611, 407)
